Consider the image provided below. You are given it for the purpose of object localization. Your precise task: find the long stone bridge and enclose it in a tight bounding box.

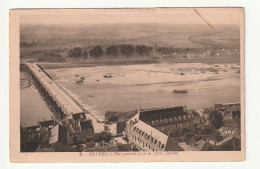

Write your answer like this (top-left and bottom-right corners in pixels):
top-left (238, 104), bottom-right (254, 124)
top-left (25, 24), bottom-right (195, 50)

top-left (25, 63), bottom-right (103, 133)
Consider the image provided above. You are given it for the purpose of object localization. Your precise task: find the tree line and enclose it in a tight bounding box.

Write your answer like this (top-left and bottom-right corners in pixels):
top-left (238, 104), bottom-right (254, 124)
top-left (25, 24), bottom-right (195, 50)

top-left (66, 44), bottom-right (184, 58)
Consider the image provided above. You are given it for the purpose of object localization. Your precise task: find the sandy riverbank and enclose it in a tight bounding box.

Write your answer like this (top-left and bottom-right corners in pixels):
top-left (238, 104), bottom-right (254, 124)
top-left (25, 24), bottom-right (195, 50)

top-left (46, 63), bottom-right (240, 119)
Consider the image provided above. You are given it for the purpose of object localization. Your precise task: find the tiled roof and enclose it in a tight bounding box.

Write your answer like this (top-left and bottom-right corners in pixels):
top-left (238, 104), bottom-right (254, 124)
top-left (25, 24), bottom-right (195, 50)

top-left (133, 120), bottom-right (168, 149)
top-left (194, 140), bottom-right (207, 151)
top-left (164, 138), bottom-right (184, 151)
top-left (178, 142), bottom-right (198, 151)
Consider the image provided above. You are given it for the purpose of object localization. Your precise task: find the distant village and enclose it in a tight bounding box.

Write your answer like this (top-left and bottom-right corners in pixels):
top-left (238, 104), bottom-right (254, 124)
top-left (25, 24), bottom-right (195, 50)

top-left (21, 102), bottom-right (241, 152)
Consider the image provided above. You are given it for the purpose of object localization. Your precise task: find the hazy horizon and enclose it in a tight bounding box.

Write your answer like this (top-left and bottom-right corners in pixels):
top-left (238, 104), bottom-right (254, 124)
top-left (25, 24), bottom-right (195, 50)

top-left (20, 8), bottom-right (242, 27)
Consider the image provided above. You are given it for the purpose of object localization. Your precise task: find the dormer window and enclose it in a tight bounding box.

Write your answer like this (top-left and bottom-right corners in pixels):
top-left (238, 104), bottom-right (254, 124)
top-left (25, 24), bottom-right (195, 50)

top-left (158, 141), bottom-right (161, 147)
top-left (178, 116), bottom-right (182, 121)
top-left (183, 116), bottom-right (186, 120)
top-left (161, 144), bottom-right (165, 149)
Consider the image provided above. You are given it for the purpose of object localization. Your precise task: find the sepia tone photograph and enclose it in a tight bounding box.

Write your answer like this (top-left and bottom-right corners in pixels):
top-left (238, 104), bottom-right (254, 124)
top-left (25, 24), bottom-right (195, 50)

top-left (9, 8), bottom-right (244, 162)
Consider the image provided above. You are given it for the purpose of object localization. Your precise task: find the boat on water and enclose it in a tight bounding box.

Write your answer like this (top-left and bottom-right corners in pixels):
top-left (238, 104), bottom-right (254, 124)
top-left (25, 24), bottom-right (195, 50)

top-left (172, 90), bottom-right (188, 94)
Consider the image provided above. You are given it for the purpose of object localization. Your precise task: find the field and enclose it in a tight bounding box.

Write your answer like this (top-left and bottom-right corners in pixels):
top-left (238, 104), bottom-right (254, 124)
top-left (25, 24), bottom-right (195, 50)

top-left (46, 63), bottom-right (240, 120)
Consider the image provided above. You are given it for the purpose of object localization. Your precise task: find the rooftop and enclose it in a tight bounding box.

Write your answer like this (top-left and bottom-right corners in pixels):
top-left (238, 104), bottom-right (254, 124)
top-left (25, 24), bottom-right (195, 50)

top-left (138, 106), bottom-right (187, 123)
top-left (133, 120), bottom-right (168, 148)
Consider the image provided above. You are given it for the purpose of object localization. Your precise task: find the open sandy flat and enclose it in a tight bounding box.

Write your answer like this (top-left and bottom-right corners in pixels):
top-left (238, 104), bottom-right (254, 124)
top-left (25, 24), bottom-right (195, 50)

top-left (46, 63), bottom-right (240, 120)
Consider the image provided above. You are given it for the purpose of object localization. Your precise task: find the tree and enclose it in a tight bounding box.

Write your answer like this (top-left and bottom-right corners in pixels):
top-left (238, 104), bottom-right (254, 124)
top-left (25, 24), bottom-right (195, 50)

top-left (93, 131), bottom-right (112, 143)
top-left (156, 47), bottom-right (175, 55)
top-left (209, 110), bottom-right (223, 129)
top-left (119, 44), bottom-right (135, 56)
top-left (101, 131), bottom-right (112, 142)
top-left (73, 136), bottom-right (79, 144)
top-left (136, 45), bottom-right (153, 56)
top-left (106, 45), bottom-right (119, 57)
top-left (86, 136), bottom-right (93, 143)
top-left (89, 45), bottom-right (104, 58)
top-left (108, 115), bottom-right (119, 123)
top-left (105, 111), bottom-right (119, 123)
top-left (184, 132), bottom-right (195, 145)
top-left (67, 47), bottom-right (83, 58)
top-left (93, 133), bottom-right (102, 143)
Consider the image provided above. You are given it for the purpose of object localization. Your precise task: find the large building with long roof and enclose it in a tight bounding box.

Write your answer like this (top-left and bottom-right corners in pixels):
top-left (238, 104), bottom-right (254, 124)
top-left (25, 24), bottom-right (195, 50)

top-left (125, 106), bottom-right (197, 151)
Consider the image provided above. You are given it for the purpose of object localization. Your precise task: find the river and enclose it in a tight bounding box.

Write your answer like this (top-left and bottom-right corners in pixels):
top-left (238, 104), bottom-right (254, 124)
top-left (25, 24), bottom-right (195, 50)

top-left (20, 72), bottom-right (53, 127)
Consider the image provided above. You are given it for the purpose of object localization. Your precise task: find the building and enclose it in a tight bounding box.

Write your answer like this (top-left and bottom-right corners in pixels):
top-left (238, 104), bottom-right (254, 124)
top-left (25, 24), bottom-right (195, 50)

top-left (138, 106), bottom-right (194, 135)
top-left (110, 121), bottom-right (127, 136)
top-left (178, 140), bottom-right (214, 151)
top-left (80, 119), bottom-right (94, 132)
top-left (213, 103), bottom-right (240, 121)
top-left (125, 106), bottom-right (197, 151)
top-left (49, 124), bottom-right (73, 146)
top-left (213, 103), bottom-right (240, 111)
top-left (222, 107), bottom-right (240, 120)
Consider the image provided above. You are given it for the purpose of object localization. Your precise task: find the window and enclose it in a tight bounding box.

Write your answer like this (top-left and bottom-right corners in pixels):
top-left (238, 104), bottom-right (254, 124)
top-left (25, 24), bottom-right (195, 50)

top-left (146, 143), bottom-right (147, 147)
top-left (149, 145), bottom-right (150, 149)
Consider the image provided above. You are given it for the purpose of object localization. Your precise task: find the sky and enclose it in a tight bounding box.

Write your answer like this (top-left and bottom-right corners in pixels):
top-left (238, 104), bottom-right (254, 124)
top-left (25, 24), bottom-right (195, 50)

top-left (20, 8), bottom-right (242, 26)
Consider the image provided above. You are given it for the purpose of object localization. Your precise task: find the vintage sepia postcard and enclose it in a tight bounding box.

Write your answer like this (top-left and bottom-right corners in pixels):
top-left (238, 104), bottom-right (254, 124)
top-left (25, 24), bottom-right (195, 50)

top-left (9, 8), bottom-right (244, 162)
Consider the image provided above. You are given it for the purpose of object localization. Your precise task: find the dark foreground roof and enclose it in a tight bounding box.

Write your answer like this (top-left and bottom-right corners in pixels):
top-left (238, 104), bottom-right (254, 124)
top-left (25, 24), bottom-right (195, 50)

top-left (139, 106), bottom-right (186, 123)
